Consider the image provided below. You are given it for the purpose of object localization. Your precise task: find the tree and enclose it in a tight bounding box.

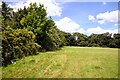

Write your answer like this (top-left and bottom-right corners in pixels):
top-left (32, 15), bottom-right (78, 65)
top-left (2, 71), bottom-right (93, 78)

top-left (1, 1), bottom-right (13, 30)
top-left (19, 2), bottom-right (66, 50)
top-left (9, 7), bottom-right (28, 29)
top-left (111, 33), bottom-right (120, 48)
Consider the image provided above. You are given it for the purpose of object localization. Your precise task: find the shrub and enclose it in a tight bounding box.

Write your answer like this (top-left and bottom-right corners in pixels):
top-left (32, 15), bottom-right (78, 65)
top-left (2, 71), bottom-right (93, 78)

top-left (2, 27), bottom-right (41, 66)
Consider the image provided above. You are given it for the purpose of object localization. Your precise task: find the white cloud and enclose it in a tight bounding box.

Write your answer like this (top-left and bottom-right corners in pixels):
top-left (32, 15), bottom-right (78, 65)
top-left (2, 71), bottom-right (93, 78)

top-left (103, 2), bottom-right (107, 5)
top-left (86, 26), bottom-right (118, 35)
top-left (76, 28), bottom-right (85, 33)
top-left (0, 2), bottom-right (2, 5)
top-left (55, 17), bottom-right (85, 33)
top-left (52, 0), bottom-right (119, 2)
top-left (8, 1), bottom-right (25, 12)
top-left (89, 10), bottom-right (119, 25)
top-left (114, 23), bottom-right (120, 27)
top-left (8, 0), bottom-right (62, 17)
top-left (96, 10), bottom-right (119, 23)
top-left (98, 20), bottom-right (105, 24)
top-left (88, 15), bottom-right (95, 22)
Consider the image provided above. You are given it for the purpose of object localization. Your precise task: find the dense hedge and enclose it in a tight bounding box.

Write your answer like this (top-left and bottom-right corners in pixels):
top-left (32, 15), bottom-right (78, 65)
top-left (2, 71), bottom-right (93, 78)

top-left (2, 27), bottom-right (41, 66)
top-left (1, 2), bottom-right (66, 66)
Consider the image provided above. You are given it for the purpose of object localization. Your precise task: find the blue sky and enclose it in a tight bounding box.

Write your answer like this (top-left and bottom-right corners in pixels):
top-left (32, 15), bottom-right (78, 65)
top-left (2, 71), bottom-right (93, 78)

top-left (53, 2), bottom-right (119, 35)
top-left (53, 2), bottom-right (118, 29)
top-left (3, 0), bottom-right (119, 35)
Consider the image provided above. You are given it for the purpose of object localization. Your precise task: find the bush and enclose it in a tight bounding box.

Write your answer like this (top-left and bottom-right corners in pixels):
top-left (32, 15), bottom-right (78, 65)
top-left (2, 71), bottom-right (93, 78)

top-left (91, 43), bottom-right (100, 47)
top-left (40, 27), bottom-right (66, 51)
top-left (2, 27), bottom-right (41, 66)
top-left (78, 41), bottom-right (88, 47)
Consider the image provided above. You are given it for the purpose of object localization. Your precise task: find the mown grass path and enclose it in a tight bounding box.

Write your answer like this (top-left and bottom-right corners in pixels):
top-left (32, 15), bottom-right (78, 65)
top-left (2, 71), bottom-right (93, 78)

top-left (2, 46), bottom-right (118, 78)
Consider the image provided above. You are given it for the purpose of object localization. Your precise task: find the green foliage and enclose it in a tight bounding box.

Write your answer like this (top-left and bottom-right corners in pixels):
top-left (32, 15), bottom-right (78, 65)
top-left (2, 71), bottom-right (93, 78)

top-left (20, 3), bottom-right (47, 30)
top-left (43, 27), bottom-right (66, 51)
top-left (19, 3), bottom-right (66, 51)
top-left (1, 2), bottom-right (66, 66)
top-left (1, 1), bottom-right (13, 30)
top-left (64, 32), bottom-right (88, 46)
top-left (63, 32), bottom-right (120, 48)
top-left (2, 27), bottom-right (41, 66)
top-left (78, 41), bottom-right (88, 47)
top-left (110, 34), bottom-right (120, 48)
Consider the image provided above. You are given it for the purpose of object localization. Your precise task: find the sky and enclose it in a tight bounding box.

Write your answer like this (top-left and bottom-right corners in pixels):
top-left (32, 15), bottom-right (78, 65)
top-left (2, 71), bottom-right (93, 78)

top-left (2, 0), bottom-right (120, 35)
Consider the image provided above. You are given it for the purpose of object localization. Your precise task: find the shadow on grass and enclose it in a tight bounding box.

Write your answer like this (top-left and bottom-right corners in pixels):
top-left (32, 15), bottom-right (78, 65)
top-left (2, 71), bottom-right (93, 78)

top-left (2, 47), bottom-right (64, 67)
top-left (40, 47), bottom-right (63, 53)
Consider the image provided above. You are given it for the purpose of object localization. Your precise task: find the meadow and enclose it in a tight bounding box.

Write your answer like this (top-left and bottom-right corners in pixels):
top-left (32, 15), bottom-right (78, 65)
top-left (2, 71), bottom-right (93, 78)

top-left (2, 46), bottom-right (118, 78)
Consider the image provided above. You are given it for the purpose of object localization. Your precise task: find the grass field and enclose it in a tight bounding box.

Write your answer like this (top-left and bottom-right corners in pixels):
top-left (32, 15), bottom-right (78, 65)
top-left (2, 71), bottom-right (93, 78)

top-left (2, 46), bottom-right (118, 78)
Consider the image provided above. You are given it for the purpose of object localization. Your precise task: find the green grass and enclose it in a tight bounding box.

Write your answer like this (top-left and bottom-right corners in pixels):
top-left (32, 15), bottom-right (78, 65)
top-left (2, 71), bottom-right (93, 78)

top-left (2, 46), bottom-right (118, 78)
top-left (0, 67), bottom-right (2, 79)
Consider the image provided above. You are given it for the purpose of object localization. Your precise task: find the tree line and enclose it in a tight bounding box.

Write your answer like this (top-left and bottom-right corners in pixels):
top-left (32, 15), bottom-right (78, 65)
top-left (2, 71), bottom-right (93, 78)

top-left (64, 32), bottom-right (120, 48)
top-left (1, 2), bottom-right (120, 66)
